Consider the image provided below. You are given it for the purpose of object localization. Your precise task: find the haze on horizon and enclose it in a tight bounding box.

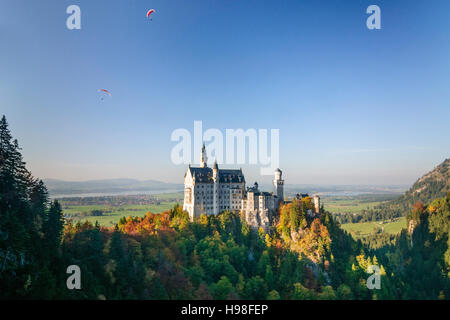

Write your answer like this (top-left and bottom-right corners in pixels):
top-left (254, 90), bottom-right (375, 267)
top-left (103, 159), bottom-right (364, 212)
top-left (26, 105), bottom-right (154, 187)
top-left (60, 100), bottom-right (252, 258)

top-left (1, 0), bottom-right (449, 187)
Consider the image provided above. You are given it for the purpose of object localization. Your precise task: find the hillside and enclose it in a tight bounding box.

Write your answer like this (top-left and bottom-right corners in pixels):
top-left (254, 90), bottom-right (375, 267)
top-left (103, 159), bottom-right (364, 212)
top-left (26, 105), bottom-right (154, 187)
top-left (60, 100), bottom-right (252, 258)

top-left (389, 158), bottom-right (450, 212)
top-left (402, 158), bottom-right (449, 203)
top-left (335, 158), bottom-right (450, 223)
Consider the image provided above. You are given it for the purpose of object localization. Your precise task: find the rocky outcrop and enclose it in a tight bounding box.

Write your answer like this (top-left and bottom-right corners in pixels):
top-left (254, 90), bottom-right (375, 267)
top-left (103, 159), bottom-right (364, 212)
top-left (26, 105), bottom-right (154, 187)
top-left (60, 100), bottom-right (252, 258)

top-left (245, 209), bottom-right (273, 232)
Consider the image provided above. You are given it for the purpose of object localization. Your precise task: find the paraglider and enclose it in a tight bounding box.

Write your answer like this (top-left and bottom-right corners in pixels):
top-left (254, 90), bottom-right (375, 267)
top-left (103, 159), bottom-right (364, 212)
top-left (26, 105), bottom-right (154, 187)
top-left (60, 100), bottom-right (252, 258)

top-left (146, 9), bottom-right (155, 21)
top-left (98, 89), bottom-right (111, 101)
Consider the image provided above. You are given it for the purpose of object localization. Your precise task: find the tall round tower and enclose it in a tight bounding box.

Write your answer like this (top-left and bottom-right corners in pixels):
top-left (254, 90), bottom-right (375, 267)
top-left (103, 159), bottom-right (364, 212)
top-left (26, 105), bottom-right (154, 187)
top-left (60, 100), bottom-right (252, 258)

top-left (313, 195), bottom-right (320, 214)
top-left (273, 168), bottom-right (284, 202)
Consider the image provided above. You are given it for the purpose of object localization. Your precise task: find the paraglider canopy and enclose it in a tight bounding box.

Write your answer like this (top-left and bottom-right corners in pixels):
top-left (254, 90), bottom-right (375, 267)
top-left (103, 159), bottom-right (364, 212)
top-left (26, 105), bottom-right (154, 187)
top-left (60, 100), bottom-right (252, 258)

top-left (98, 89), bottom-right (111, 101)
top-left (98, 89), bottom-right (111, 96)
top-left (147, 9), bottom-right (155, 18)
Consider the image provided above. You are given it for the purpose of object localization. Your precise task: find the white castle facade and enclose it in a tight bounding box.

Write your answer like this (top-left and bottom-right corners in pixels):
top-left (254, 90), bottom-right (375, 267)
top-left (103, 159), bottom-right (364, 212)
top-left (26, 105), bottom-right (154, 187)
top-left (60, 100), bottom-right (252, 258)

top-left (183, 144), bottom-right (319, 230)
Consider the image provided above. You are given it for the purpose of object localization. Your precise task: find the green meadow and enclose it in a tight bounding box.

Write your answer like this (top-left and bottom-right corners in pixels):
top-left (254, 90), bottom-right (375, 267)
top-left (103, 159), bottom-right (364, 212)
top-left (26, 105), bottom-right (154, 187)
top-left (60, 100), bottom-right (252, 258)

top-left (321, 193), bottom-right (400, 214)
top-left (322, 194), bottom-right (407, 239)
top-left (341, 216), bottom-right (406, 237)
top-left (63, 201), bottom-right (181, 227)
top-left (322, 198), bottom-right (384, 214)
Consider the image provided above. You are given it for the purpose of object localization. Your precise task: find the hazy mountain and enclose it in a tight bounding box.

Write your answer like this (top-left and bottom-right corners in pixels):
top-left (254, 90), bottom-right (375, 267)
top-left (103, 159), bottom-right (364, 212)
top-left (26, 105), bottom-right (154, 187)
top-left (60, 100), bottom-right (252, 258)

top-left (393, 158), bottom-right (450, 207)
top-left (44, 178), bottom-right (183, 197)
top-left (365, 158), bottom-right (450, 218)
top-left (256, 183), bottom-right (407, 196)
top-left (283, 184), bottom-right (407, 197)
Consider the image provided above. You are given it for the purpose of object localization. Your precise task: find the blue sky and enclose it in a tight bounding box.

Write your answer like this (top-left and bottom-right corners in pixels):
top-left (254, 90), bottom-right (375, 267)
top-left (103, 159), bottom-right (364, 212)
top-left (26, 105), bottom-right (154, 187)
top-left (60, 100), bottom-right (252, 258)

top-left (1, 0), bottom-right (449, 185)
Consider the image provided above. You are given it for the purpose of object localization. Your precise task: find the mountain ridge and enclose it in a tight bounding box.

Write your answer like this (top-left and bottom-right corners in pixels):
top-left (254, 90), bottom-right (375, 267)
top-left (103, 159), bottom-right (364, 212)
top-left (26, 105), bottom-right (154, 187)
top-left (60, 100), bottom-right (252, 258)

top-left (393, 158), bottom-right (450, 208)
top-left (44, 178), bottom-right (183, 196)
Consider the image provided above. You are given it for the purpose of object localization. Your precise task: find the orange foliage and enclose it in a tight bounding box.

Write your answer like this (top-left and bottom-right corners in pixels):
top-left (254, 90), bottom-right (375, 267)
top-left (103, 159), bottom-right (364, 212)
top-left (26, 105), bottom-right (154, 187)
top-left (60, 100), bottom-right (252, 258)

top-left (413, 201), bottom-right (425, 213)
top-left (118, 211), bottom-right (174, 235)
top-left (290, 218), bottom-right (331, 264)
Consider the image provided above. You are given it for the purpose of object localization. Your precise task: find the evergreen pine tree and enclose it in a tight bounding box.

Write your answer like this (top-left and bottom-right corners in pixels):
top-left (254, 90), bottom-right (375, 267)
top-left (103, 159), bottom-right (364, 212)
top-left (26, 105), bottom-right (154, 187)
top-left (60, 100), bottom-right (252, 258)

top-left (43, 201), bottom-right (64, 255)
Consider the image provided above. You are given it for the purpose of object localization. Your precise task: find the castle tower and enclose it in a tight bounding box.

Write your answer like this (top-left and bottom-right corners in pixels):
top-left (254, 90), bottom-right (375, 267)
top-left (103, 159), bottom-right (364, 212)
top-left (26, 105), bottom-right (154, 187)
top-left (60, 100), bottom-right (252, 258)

top-left (200, 143), bottom-right (208, 168)
top-left (313, 195), bottom-right (320, 214)
top-left (273, 168), bottom-right (284, 202)
top-left (213, 160), bottom-right (219, 215)
top-left (191, 175), bottom-right (196, 220)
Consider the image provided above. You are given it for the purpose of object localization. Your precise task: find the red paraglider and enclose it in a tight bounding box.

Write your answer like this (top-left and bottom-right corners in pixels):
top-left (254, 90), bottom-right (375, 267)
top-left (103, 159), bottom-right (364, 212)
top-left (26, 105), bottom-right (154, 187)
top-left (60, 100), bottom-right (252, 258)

top-left (147, 9), bottom-right (155, 19)
top-left (98, 89), bottom-right (111, 101)
top-left (98, 89), bottom-right (111, 96)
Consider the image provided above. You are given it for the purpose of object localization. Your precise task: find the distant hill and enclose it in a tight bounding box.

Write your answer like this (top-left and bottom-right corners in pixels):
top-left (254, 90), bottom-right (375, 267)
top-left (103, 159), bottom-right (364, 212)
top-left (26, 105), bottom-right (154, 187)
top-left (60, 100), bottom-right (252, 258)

top-left (283, 184), bottom-right (407, 197)
top-left (44, 178), bottom-right (183, 197)
top-left (335, 159), bottom-right (450, 223)
top-left (390, 158), bottom-right (450, 211)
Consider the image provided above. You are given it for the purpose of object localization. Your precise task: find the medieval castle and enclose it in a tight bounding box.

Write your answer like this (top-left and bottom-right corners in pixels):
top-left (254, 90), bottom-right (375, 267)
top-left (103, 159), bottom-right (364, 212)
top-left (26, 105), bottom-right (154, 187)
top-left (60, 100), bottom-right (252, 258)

top-left (183, 144), bottom-right (320, 230)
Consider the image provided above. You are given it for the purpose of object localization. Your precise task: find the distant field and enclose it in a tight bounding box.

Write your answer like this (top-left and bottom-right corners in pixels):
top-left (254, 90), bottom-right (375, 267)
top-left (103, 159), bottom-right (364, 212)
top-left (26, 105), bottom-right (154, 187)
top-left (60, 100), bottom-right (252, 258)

top-left (322, 194), bottom-right (397, 214)
top-left (322, 194), bottom-right (406, 239)
top-left (323, 200), bottom-right (382, 214)
top-left (341, 216), bottom-right (406, 237)
top-left (65, 202), bottom-right (179, 226)
top-left (62, 193), bottom-right (182, 227)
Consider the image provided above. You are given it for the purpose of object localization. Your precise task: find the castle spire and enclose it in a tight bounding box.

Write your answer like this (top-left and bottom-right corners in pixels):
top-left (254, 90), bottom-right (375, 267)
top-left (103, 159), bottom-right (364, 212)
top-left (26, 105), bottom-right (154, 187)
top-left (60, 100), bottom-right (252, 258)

top-left (200, 143), bottom-right (208, 168)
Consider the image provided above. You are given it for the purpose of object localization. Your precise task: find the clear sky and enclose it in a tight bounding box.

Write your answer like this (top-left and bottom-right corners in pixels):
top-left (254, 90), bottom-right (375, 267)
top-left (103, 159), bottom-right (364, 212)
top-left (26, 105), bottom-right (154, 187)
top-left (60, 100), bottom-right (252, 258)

top-left (1, 0), bottom-right (449, 185)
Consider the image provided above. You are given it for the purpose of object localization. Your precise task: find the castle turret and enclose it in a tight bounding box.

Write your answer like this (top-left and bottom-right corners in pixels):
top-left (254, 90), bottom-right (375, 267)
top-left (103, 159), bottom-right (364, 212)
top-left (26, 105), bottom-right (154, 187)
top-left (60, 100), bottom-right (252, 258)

top-left (213, 160), bottom-right (219, 215)
top-left (273, 168), bottom-right (284, 202)
top-left (200, 143), bottom-right (207, 168)
top-left (213, 160), bottom-right (219, 179)
top-left (313, 195), bottom-right (320, 214)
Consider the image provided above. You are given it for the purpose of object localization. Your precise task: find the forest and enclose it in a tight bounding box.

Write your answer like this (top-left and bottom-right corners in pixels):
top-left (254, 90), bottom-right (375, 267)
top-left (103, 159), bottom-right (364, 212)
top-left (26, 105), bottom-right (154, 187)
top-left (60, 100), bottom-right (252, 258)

top-left (0, 115), bottom-right (449, 300)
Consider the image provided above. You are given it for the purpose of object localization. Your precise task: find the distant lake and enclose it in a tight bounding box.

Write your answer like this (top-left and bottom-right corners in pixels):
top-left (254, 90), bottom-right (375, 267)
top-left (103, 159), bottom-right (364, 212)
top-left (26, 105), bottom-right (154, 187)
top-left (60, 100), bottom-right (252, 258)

top-left (50, 189), bottom-right (184, 199)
